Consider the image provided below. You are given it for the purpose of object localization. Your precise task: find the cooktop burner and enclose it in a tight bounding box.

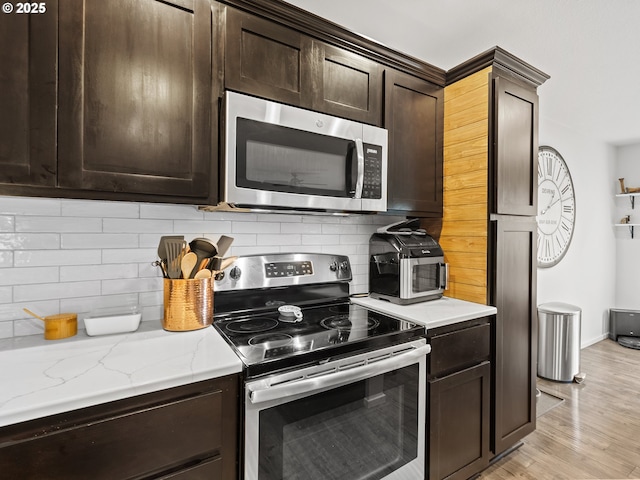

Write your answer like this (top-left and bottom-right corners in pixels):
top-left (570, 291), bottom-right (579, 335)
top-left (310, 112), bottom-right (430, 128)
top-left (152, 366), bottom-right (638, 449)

top-left (320, 314), bottom-right (379, 332)
top-left (226, 317), bottom-right (278, 334)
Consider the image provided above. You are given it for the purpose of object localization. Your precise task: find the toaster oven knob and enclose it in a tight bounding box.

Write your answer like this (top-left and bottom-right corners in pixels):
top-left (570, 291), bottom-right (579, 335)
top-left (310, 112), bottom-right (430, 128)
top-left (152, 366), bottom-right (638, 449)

top-left (229, 266), bottom-right (242, 280)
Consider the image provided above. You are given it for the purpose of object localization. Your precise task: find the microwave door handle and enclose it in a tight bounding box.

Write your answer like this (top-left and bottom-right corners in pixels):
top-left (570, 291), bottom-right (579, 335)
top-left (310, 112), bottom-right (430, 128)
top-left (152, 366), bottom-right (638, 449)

top-left (354, 138), bottom-right (365, 198)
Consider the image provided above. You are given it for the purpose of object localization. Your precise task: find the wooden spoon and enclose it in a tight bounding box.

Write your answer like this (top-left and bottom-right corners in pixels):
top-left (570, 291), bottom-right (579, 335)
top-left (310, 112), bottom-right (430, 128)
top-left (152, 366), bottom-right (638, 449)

top-left (194, 269), bottom-right (212, 279)
top-left (23, 308), bottom-right (46, 322)
top-left (181, 252), bottom-right (198, 279)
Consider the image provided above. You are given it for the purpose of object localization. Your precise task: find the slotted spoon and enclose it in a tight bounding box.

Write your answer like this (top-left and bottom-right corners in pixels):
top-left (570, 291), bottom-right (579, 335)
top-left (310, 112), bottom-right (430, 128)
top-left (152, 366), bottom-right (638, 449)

top-left (165, 238), bottom-right (186, 279)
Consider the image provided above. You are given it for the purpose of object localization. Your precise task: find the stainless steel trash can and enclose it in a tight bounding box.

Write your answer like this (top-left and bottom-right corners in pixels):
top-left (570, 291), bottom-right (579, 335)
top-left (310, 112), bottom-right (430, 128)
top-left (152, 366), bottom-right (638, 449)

top-left (537, 302), bottom-right (581, 382)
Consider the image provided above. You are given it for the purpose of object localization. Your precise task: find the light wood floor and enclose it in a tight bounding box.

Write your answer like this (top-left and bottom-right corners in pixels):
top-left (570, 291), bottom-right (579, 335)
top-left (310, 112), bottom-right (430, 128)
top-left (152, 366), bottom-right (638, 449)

top-left (479, 339), bottom-right (640, 479)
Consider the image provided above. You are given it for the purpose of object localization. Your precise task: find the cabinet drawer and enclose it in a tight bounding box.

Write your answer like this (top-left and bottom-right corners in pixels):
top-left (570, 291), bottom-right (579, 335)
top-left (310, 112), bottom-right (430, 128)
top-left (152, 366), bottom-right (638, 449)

top-left (429, 323), bottom-right (491, 378)
top-left (0, 388), bottom-right (223, 479)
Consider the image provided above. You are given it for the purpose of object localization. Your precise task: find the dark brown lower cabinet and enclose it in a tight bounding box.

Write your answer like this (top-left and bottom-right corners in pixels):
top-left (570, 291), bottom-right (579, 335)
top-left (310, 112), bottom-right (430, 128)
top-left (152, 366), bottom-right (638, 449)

top-left (0, 375), bottom-right (239, 480)
top-left (428, 318), bottom-right (492, 480)
top-left (491, 216), bottom-right (537, 456)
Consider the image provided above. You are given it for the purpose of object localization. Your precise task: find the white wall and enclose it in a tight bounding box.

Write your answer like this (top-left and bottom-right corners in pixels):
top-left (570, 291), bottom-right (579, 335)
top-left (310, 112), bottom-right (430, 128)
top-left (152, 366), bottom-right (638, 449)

top-left (537, 117), bottom-right (617, 347)
top-left (614, 143), bottom-right (640, 309)
top-left (0, 196), bottom-right (403, 339)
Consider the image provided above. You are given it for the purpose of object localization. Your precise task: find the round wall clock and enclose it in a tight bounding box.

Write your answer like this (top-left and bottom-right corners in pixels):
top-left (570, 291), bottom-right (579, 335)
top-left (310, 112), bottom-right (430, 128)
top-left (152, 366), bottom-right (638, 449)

top-left (536, 146), bottom-right (576, 268)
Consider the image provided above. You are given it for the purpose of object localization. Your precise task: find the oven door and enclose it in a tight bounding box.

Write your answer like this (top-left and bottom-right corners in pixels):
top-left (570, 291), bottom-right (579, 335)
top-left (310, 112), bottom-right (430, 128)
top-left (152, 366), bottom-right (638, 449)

top-left (244, 339), bottom-right (429, 480)
top-left (400, 257), bottom-right (448, 300)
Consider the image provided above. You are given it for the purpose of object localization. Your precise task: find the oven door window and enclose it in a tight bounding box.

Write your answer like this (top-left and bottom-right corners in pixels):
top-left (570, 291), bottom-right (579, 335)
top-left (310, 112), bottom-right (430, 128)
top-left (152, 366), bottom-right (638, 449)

top-left (256, 364), bottom-right (419, 480)
top-left (412, 262), bottom-right (439, 294)
top-left (236, 118), bottom-right (357, 198)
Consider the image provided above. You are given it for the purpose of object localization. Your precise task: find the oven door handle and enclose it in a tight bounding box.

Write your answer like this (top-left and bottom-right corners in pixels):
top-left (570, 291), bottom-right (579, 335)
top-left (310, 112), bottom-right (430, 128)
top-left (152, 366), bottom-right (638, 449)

top-left (248, 343), bottom-right (431, 405)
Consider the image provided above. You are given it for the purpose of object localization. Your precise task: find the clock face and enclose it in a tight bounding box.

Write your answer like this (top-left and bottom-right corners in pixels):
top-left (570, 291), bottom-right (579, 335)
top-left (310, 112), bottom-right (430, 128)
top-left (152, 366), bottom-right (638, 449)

top-left (537, 146), bottom-right (576, 267)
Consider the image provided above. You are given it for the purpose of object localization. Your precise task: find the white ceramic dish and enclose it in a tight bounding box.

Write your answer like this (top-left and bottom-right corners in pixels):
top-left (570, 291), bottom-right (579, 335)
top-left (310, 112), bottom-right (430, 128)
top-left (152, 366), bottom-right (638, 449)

top-left (84, 306), bottom-right (142, 336)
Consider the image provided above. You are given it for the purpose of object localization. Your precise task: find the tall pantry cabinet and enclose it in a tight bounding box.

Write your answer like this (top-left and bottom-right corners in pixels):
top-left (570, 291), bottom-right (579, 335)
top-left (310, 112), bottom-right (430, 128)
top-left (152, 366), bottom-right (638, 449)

top-left (423, 47), bottom-right (549, 459)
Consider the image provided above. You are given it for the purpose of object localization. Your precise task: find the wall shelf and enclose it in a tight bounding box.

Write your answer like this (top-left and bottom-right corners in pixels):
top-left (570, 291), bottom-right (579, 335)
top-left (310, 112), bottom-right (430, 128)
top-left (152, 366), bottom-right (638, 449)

top-left (615, 192), bottom-right (640, 209)
top-left (614, 223), bottom-right (640, 238)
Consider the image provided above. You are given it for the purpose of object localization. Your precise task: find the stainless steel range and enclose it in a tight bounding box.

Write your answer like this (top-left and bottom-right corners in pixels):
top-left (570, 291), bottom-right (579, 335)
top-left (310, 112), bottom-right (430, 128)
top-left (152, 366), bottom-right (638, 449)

top-left (213, 253), bottom-right (429, 480)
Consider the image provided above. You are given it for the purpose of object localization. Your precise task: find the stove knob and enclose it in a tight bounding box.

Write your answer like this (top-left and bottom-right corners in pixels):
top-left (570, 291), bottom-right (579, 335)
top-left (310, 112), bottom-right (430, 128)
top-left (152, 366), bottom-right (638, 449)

top-left (229, 266), bottom-right (242, 280)
top-left (329, 261), bottom-right (338, 272)
top-left (339, 261), bottom-right (349, 271)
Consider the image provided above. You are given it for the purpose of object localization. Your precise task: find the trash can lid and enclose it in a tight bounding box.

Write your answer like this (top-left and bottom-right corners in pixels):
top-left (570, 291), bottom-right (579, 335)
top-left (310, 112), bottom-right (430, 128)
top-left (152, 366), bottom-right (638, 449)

top-left (538, 302), bottom-right (581, 314)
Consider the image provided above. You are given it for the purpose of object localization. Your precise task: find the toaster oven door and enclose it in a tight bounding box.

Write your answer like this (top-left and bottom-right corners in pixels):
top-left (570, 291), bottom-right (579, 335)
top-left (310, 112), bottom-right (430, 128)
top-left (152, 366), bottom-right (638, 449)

top-left (400, 257), bottom-right (448, 299)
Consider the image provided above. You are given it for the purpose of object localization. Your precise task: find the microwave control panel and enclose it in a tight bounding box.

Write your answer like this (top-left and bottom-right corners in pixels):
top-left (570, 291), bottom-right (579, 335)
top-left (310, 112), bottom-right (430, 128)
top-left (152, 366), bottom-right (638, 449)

top-left (362, 143), bottom-right (383, 199)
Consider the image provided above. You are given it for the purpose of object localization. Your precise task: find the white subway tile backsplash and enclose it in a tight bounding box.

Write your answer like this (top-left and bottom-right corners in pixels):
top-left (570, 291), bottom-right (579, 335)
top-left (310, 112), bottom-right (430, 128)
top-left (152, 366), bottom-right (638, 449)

top-left (0, 287), bottom-right (11, 304)
top-left (103, 218), bottom-right (173, 233)
top-left (62, 199), bottom-right (140, 218)
top-left (0, 197), bottom-right (61, 216)
top-left (173, 220), bottom-right (232, 234)
top-left (0, 321), bottom-right (12, 339)
top-left (140, 203), bottom-right (203, 220)
top-left (322, 223), bottom-right (358, 234)
top-left (232, 221), bottom-right (280, 234)
top-left (0, 251), bottom-right (13, 268)
top-left (102, 277), bottom-right (161, 295)
top-left (60, 264), bottom-right (139, 282)
top-left (61, 234), bottom-right (139, 249)
top-left (0, 216), bottom-right (14, 232)
top-left (14, 281), bottom-right (101, 302)
top-left (0, 233), bottom-right (60, 250)
top-left (102, 248), bottom-right (157, 264)
top-left (340, 234), bottom-right (374, 245)
top-left (61, 293), bottom-right (139, 316)
top-left (258, 234), bottom-right (301, 246)
top-left (15, 249), bottom-right (101, 267)
top-left (282, 223), bottom-right (321, 234)
top-left (0, 267), bottom-right (59, 286)
top-left (0, 196), bottom-right (404, 338)
top-left (16, 216), bottom-right (102, 233)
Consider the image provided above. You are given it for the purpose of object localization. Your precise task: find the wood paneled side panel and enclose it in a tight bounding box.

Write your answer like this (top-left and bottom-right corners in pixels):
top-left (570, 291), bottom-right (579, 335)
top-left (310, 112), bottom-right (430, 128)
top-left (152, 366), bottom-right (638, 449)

top-left (439, 219), bottom-right (487, 239)
top-left (444, 67), bottom-right (491, 98)
top-left (444, 170), bottom-right (487, 191)
top-left (441, 68), bottom-right (492, 305)
top-left (444, 283), bottom-right (488, 305)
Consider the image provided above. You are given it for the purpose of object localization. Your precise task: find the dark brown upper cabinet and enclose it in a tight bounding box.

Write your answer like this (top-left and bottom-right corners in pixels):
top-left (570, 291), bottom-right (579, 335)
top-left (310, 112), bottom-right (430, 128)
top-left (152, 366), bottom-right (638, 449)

top-left (310, 43), bottom-right (383, 125)
top-left (225, 8), bottom-right (314, 109)
top-left (224, 6), bottom-right (383, 125)
top-left (57, 0), bottom-right (212, 198)
top-left (0, 1), bottom-right (57, 186)
top-left (492, 75), bottom-right (539, 216)
top-left (384, 69), bottom-right (443, 216)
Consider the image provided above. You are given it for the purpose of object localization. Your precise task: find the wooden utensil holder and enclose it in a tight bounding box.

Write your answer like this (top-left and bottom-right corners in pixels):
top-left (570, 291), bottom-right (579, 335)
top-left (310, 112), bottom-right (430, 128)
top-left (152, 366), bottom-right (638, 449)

top-left (163, 278), bottom-right (213, 331)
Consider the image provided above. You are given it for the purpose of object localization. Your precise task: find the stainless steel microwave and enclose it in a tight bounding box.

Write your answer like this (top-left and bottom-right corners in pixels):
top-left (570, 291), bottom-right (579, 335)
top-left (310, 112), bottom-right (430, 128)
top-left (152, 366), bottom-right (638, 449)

top-left (221, 91), bottom-right (388, 213)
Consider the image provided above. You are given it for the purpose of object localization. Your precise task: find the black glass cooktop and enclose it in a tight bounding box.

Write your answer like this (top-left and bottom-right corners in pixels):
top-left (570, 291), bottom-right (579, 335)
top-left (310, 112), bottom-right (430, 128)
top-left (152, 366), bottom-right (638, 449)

top-left (214, 301), bottom-right (424, 378)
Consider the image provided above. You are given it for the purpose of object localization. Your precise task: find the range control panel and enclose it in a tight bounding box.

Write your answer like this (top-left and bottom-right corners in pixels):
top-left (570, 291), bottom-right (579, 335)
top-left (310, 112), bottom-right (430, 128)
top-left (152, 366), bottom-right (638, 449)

top-left (215, 253), bottom-right (352, 291)
top-left (265, 261), bottom-right (313, 278)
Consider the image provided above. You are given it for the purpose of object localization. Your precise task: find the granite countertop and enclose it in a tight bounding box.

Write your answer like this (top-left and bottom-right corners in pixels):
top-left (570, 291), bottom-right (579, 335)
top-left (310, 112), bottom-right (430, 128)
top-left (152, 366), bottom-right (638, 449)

top-left (352, 295), bottom-right (497, 331)
top-left (0, 322), bottom-right (243, 428)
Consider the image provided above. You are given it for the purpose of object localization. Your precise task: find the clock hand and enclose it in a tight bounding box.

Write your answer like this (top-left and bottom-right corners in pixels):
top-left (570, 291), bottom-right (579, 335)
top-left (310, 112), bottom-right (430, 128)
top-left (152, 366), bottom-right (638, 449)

top-left (541, 196), bottom-right (562, 215)
top-left (540, 191), bottom-right (556, 215)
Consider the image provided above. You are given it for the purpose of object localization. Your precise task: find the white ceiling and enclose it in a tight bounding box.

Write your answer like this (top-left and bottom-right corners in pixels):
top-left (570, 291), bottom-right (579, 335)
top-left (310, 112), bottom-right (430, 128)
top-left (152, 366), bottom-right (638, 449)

top-left (286, 0), bottom-right (640, 146)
